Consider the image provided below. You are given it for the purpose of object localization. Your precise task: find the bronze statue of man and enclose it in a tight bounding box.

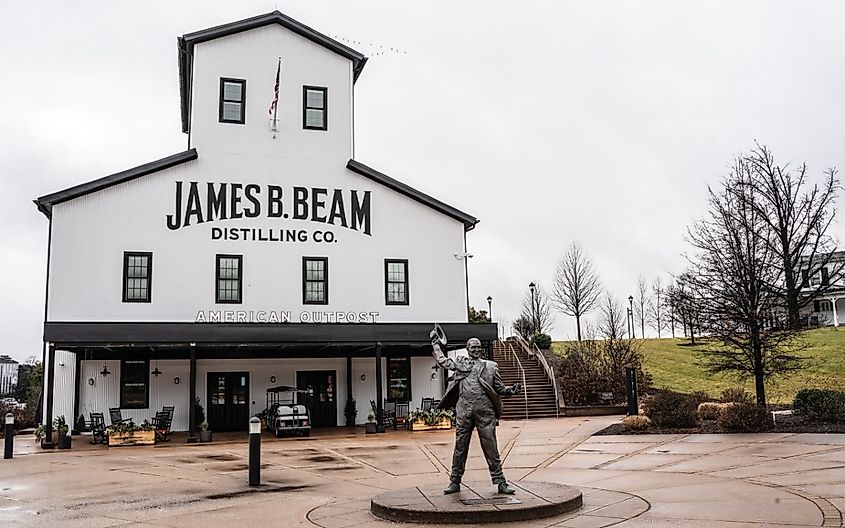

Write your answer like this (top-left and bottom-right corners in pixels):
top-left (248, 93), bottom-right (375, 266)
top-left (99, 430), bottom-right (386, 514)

top-left (431, 330), bottom-right (522, 495)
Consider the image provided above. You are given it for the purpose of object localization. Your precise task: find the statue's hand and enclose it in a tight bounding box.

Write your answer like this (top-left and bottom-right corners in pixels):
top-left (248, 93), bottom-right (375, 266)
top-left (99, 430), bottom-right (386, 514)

top-left (430, 329), bottom-right (440, 345)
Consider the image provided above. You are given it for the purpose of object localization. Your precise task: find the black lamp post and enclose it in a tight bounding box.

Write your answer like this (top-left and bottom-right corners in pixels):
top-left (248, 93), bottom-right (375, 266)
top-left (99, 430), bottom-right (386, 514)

top-left (628, 295), bottom-right (635, 339)
top-left (529, 282), bottom-right (537, 335)
top-left (487, 296), bottom-right (493, 321)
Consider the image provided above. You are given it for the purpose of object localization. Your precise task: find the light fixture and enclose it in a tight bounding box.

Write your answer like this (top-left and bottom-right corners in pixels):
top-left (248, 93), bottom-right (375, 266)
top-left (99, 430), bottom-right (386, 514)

top-left (174, 376), bottom-right (180, 385)
top-left (270, 375), bottom-right (276, 384)
top-left (431, 371), bottom-right (437, 381)
top-left (87, 377), bottom-right (95, 387)
top-left (100, 364), bottom-right (111, 377)
top-left (151, 367), bottom-right (163, 377)
top-left (360, 373), bottom-right (367, 382)
top-left (453, 253), bottom-right (474, 260)
top-left (58, 361), bottom-right (65, 367)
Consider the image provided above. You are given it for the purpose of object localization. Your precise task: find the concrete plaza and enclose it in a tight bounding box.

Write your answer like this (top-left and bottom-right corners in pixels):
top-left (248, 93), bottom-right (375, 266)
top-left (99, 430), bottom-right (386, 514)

top-left (1, 416), bottom-right (844, 527)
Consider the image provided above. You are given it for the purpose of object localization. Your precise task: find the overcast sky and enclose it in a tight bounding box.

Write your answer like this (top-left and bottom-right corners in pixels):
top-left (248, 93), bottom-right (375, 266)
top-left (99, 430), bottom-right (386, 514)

top-left (2, 1), bottom-right (844, 362)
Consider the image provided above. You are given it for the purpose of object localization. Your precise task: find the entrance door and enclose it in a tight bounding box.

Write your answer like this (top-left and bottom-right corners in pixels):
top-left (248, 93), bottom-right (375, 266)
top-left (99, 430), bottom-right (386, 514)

top-left (207, 372), bottom-right (250, 431)
top-left (296, 370), bottom-right (337, 427)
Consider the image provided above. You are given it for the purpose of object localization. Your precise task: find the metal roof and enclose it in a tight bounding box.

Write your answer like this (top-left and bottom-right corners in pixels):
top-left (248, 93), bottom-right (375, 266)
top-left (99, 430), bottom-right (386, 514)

top-left (346, 159), bottom-right (479, 231)
top-left (34, 149), bottom-right (198, 218)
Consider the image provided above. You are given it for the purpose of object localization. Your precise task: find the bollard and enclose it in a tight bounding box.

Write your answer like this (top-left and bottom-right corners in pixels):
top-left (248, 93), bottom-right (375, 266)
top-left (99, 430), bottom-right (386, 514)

top-left (625, 367), bottom-right (639, 416)
top-left (4, 413), bottom-right (13, 460)
top-left (248, 416), bottom-right (261, 487)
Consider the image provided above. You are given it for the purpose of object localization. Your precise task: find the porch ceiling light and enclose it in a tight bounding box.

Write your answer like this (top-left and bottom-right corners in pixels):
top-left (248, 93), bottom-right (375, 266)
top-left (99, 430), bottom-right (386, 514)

top-left (151, 367), bottom-right (163, 377)
top-left (100, 365), bottom-right (111, 377)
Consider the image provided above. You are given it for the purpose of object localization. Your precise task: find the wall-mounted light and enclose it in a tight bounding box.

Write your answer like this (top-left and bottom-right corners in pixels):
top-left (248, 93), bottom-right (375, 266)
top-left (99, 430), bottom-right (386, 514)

top-left (87, 377), bottom-right (95, 387)
top-left (270, 376), bottom-right (276, 384)
top-left (431, 372), bottom-right (437, 381)
top-left (58, 361), bottom-right (65, 367)
top-left (173, 376), bottom-right (180, 385)
top-left (360, 373), bottom-right (367, 382)
top-left (100, 364), bottom-right (111, 377)
top-left (151, 367), bottom-right (163, 377)
top-left (453, 252), bottom-right (474, 260)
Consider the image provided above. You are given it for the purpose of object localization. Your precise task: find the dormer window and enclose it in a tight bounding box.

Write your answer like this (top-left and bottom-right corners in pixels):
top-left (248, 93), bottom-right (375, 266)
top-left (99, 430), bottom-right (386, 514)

top-left (219, 78), bottom-right (246, 124)
top-left (303, 86), bottom-right (327, 130)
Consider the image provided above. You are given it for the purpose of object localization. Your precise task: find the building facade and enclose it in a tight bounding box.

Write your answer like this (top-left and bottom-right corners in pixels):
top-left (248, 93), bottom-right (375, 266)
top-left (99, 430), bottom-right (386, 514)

top-left (35, 12), bottom-right (495, 442)
top-left (801, 251), bottom-right (845, 327)
top-left (0, 356), bottom-right (18, 397)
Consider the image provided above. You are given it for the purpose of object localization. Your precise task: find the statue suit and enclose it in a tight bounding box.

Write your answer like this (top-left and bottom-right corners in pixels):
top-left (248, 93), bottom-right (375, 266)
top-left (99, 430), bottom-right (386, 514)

top-left (432, 336), bottom-right (521, 494)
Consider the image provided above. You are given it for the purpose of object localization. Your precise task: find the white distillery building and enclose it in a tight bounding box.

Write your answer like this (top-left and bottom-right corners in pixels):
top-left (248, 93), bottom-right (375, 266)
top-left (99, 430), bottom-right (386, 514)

top-left (34, 11), bottom-right (495, 443)
top-left (801, 251), bottom-right (845, 327)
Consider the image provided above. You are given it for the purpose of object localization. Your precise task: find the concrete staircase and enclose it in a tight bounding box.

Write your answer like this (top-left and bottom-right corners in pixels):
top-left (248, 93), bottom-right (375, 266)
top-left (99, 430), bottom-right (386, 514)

top-left (492, 340), bottom-right (559, 420)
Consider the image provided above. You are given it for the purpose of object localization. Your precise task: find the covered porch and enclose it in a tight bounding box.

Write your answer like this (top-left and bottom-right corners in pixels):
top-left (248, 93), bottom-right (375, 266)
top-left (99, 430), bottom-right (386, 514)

top-left (40, 322), bottom-right (496, 447)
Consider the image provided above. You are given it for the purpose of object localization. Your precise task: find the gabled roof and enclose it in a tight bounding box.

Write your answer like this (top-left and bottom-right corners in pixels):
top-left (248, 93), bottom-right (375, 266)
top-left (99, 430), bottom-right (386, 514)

top-left (346, 159), bottom-right (479, 231)
top-left (178, 11), bottom-right (368, 133)
top-left (34, 149), bottom-right (198, 218)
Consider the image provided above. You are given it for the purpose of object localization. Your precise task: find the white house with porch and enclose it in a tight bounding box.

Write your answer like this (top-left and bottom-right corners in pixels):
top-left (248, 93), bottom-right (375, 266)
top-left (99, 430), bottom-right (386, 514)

top-left (801, 250), bottom-right (845, 327)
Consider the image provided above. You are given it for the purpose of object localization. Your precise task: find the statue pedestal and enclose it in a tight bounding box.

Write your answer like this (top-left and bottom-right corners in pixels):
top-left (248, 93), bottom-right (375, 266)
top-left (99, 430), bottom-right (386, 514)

top-left (370, 481), bottom-right (582, 524)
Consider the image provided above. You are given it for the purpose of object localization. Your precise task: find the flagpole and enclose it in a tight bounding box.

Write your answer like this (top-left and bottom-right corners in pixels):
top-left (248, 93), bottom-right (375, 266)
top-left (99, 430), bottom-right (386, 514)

top-left (270, 57), bottom-right (281, 140)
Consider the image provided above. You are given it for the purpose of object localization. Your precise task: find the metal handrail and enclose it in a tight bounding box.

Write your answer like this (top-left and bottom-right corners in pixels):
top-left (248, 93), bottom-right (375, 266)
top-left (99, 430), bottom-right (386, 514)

top-left (515, 335), bottom-right (561, 417)
top-left (504, 342), bottom-right (528, 420)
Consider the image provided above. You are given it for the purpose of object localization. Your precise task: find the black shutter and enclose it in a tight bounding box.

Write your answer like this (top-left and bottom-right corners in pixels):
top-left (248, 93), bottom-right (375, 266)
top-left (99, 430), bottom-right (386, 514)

top-left (813, 300), bottom-right (820, 312)
top-left (821, 267), bottom-right (830, 286)
top-left (801, 270), bottom-right (809, 288)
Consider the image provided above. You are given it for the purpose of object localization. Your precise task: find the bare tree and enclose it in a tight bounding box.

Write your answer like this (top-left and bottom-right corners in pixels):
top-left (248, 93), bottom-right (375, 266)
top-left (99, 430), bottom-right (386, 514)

top-left (634, 275), bottom-right (648, 338)
top-left (597, 293), bottom-right (627, 341)
top-left (743, 144), bottom-right (842, 329)
top-left (647, 277), bottom-right (665, 338)
top-left (665, 272), bottom-right (703, 344)
top-left (519, 281), bottom-right (554, 336)
top-left (687, 160), bottom-right (806, 407)
top-left (552, 243), bottom-right (602, 341)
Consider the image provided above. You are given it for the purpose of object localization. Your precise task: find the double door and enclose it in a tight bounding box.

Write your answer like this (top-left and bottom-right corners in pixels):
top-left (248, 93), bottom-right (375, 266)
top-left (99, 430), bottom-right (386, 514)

top-left (207, 372), bottom-right (250, 431)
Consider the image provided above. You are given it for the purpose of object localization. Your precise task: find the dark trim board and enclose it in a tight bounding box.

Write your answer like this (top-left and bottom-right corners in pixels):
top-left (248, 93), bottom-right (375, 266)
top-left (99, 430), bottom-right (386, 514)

top-left (35, 149), bottom-right (198, 218)
top-left (44, 321), bottom-right (498, 347)
top-left (346, 159), bottom-right (479, 231)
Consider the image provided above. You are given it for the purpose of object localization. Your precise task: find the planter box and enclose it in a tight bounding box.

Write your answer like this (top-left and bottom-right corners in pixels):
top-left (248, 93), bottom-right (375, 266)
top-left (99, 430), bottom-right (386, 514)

top-left (410, 418), bottom-right (452, 431)
top-left (108, 430), bottom-right (155, 446)
top-left (365, 422), bottom-right (378, 434)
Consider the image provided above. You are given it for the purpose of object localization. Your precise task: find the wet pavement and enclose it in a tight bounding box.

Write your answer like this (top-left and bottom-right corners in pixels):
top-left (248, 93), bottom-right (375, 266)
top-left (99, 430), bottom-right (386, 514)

top-left (1, 417), bottom-right (844, 527)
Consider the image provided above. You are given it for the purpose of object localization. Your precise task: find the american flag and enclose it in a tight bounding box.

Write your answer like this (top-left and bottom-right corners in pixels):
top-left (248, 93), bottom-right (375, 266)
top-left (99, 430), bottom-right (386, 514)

top-left (268, 58), bottom-right (281, 116)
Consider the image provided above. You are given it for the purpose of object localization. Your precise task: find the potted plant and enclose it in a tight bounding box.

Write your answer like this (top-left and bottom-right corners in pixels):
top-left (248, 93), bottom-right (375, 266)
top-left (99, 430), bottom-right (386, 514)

top-left (54, 415), bottom-right (72, 449)
top-left (365, 411), bottom-right (377, 434)
top-left (199, 421), bottom-right (213, 442)
top-left (344, 398), bottom-right (357, 427)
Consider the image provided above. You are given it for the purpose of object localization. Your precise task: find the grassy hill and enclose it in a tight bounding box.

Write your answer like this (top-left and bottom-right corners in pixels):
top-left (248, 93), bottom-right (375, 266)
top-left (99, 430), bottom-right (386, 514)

top-left (552, 327), bottom-right (844, 404)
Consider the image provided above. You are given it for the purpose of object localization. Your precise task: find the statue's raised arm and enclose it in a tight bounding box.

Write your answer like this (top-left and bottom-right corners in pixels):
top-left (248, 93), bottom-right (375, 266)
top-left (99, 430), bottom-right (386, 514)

top-left (430, 325), bottom-right (458, 371)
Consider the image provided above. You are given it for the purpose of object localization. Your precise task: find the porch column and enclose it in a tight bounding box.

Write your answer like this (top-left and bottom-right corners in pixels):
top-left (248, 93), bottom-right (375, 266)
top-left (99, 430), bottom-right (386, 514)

top-left (42, 343), bottom-right (56, 449)
top-left (833, 298), bottom-right (840, 328)
top-left (187, 346), bottom-right (197, 443)
top-left (375, 341), bottom-right (384, 433)
top-left (346, 355), bottom-right (353, 426)
top-left (72, 351), bottom-right (82, 434)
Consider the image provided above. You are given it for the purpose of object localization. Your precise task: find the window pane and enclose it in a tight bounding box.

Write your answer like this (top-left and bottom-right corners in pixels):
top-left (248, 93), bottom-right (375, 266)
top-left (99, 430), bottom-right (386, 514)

top-left (306, 89), bottom-right (324, 109)
top-left (223, 102), bottom-right (242, 121)
top-left (223, 82), bottom-right (242, 101)
top-left (305, 108), bottom-right (324, 128)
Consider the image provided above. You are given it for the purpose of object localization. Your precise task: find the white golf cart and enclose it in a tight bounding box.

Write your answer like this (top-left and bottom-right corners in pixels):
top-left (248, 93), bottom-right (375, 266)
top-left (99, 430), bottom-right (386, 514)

top-left (265, 386), bottom-right (312, 437)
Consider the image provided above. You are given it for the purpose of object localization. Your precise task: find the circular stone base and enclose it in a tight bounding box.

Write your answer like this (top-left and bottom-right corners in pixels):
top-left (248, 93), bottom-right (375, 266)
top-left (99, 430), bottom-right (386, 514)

top-left (370, 481), bottom-right (582, 524)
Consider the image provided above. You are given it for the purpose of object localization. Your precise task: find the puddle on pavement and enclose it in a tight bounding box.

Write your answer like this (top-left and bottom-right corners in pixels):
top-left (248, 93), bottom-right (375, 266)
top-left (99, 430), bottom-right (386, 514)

top-left (206, 484), bottom-right (309, 499)
top-left (200, 453), bottom-right (240, 461)
top-left (306, 455), bottom-right (337, 463)
top-left (317, 465), bottom-right (358, 471)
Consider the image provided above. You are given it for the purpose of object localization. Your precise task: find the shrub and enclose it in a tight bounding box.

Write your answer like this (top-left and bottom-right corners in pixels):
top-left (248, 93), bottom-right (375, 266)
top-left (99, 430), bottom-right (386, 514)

top-left (642, 391), bottom-right (697, 428)
top-left (717, 402), bottom-right (773, 432)
top-left (698, 402), bottom-right (728, 421)
top-left (621, 415), bottom-right (651, 431)
top-left (554, 338), bottom-right (651, 406)
top-left (688, 391), bottom-right (711, 408)
top-left (719, 387), bottom-right (753, 404)
top-left (793, 389), bottom-right (845, 423)
top-left (531, 333), bottom-right (552, 350)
